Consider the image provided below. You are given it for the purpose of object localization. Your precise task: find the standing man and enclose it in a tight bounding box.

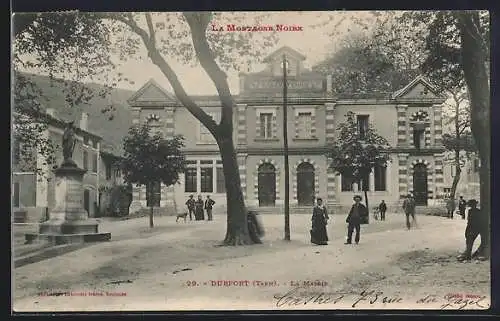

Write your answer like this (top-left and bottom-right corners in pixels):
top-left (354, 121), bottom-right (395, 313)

top-left (185, 194), bottom-right (195, 221)
top-left (345, 195), bottom-right (368, 245)
top-left (446, 197), bottom-right (456, 219)
top-left (458, 196), bottom-right (467, 220)
top-left (204, 195), bottom-right (215, 221)
top-left (402, 194), bottom-right (417, 230)
top-left (378, 200), bottom-right (387, 221)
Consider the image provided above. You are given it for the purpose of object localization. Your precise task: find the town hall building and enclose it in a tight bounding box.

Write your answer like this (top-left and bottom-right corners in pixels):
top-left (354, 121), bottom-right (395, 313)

top-left (127, 46), bottom-right (447, 214)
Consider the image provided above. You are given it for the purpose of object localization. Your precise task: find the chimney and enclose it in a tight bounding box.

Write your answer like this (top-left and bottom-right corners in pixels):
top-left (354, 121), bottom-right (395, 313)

top-left (239, 74), bottom-right (246, 94)
top-left (46, 108), bottom-right (56, 117)
top-left (326, 75), bottom-right (332, 93)
top-left (80, 112), bottom-right (89, 131)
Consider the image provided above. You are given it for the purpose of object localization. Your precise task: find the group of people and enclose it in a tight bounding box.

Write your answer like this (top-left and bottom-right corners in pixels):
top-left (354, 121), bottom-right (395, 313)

top-left (310, 193), bottom-right (487, 262)
top-left (310, 195), bottom-right (369, 246)
top-left (446, 195), bottom-right (468, 219)
top-left (185, 194), bottom-right (215, 221)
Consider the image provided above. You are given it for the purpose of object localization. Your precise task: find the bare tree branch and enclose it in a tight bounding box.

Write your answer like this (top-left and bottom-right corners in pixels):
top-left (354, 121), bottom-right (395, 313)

top-left (145, 13), bottom-right (156, 47)
top-left (98, 12), bottom-right (217, 135)
top-left (184, 12), bottom-right (235, 134)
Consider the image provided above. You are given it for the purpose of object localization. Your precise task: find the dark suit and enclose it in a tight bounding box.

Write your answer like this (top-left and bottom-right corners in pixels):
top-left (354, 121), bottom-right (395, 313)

top-left (463, 207), bottom-right (487, 259)
top-left (204, 198), bottom-right (215, 221)
top-left (346, 203), bottom-right (368, 244)
top-left (185, 198), bottom-right (195, 220)
top-left (458, 199), bottom-right (467, 219)
top-left (378, 202), bottom-right (387, 221)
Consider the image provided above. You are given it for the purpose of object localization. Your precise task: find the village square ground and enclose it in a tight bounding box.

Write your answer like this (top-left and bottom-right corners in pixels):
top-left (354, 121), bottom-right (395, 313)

top-left (13, 212), bottom-right (490, 311)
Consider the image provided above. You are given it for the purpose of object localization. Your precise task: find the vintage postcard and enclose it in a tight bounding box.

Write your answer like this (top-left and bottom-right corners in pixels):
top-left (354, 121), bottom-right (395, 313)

top-left (12, 10), bottom-right (491, 312)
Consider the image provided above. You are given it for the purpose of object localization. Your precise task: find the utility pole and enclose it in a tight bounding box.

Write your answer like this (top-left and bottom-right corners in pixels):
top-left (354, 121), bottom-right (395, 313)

top-left (283, 54), bottom-right (290, 241)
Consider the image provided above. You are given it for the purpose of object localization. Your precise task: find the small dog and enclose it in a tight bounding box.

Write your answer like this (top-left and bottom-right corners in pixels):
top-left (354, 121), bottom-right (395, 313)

top-left (176, 212), bottom-right (188, 223)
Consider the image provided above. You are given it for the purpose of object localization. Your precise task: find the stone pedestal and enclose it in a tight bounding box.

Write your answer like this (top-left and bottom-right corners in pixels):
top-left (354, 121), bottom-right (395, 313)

top-left (26, 161), bottom-right (111, 245)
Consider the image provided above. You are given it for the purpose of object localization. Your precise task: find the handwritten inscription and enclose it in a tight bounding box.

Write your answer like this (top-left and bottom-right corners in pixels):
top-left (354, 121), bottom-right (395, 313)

top-left (272, 287), bottom-right (488, 309)
top-left (273, 286), bottom-right (347, 308)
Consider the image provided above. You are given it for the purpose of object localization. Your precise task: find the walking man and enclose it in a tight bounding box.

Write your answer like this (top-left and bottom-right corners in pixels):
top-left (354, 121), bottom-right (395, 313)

top-left (204, 195), bottom-right (215, 221)
top-left (185, 194), bottom-right (195, 221)
top-left (378, 200), bottom-right (387, 221)
top-left (402, 193), bottom-right (417, 230)
top-left (345, 195), bottom-right (368, 245)
top-left (458, 196), bottom-right (467, 220)
top-left (446, 197), bottom-right (456, 219)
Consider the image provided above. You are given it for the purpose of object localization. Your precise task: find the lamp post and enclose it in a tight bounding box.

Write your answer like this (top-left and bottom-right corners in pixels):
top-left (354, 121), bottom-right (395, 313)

top-left (282, 54), bottom-right (290, 241)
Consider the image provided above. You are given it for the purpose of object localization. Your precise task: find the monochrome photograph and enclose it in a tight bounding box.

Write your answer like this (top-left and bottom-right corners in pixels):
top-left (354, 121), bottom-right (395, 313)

top-left (11, 11), bottom-right (491, 311)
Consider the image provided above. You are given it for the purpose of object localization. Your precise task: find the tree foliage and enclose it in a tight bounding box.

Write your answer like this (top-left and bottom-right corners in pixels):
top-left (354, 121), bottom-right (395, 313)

top-left (13, 13), bottom-right (125, 178)
top-left (328, 111), bottom-right (391, 194)
top-left (313, 24), bottom-right (419, 95)
top-left (442, 132), bottom-right (476, 155)
top-left (121, 124), bottom-right (185, 187)
top-left (400, 11), bottom-right (490, 92)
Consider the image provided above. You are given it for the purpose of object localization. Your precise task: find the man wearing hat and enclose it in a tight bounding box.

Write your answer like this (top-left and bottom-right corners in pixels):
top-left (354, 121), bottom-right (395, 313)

top-left (458, 199), bottom-right (487, 261)
top-left (185, 195), bottom-right (195, 221)
top-left (345, 195), bottom-right (368, 245)
top-left (402, 193), bottom-right (417, 230)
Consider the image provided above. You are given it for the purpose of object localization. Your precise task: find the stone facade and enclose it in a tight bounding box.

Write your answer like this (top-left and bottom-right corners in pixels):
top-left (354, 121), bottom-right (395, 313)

top-left (12, 111), bottom-right (122, 221)
top-left (127, 46), bottom-right (447, 214)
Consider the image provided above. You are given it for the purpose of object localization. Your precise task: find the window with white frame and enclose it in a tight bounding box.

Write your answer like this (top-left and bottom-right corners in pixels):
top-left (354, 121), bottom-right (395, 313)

top-left (199, 112), bottom-right (220, 143)
top-left (259, 113), bottom-right (273, 138)
top-left (296, 112), bottom-right (313, 138)
top-left (216, 160), bottom-right (225, 193)
top-left (357, 115), bottom-right (369, 140)
top-left (184, 159), bottom-right (226, 194)
top-left (184, 161), bottom-right (197, 193)
top-left (374, 165), bottom-right (387, 191)
top-left (200, 160), bottom-right (214, 193)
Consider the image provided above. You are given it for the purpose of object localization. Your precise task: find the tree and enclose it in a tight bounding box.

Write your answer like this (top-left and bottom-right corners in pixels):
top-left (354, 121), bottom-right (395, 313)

top-left (328, 112), bottom-right (391, 219)
top-left (441, 90), bottom-right (476, 199)
top-left (13, 13), bottom-right (122, 178)
top-left (400, 11), bottom-right (490, 258)
top-left (313, 27), bottom-right (419, 95)
top-left (121, 124), bottom-right (185, 228)
top-left (14, 11), bottom-right (278, 245)
top-left (95, 12), bottom-right (278, 245)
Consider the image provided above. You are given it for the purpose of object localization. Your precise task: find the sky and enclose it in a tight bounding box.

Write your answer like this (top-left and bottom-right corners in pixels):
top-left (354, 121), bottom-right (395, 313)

top-left (18, 11), bottom-right (377, 96)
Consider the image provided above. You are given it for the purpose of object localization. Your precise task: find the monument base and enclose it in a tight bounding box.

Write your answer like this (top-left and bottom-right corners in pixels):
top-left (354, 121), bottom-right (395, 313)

top-left (24, 161), bottom-right (112, 246)
top-left (25, 232), bottom-right (111, 245)
top-left (39, 218), bottom-right (100, 234)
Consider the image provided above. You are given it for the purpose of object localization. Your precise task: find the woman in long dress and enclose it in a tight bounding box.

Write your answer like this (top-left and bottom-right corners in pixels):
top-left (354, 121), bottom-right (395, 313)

top-left (194, 195), bottom-right (205, 220)
top-left (310, 198), bottom-right (329, 245)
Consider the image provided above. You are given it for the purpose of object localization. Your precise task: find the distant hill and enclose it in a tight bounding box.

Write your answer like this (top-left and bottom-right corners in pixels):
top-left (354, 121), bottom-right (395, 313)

top-left (18, 73), bottom-right (136, 156)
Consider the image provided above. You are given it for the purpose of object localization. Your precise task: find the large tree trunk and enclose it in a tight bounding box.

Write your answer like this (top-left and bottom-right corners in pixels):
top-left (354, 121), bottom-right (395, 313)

top-left (110, 12), bottom-right (258, 245)
top-left (218, 136), bottom-right (254, 245)
top-left (457, 12), bottom-right (490, 258)
top-left (449, 150), bottom-right (462, 199)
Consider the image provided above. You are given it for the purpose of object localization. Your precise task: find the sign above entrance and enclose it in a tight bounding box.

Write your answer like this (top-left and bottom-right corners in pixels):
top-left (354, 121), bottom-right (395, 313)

top-left (244, 77), bottom-right (326, 93)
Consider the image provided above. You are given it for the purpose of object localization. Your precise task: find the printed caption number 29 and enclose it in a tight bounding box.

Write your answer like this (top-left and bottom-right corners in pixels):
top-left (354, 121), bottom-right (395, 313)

top-left (186, 281), bottom-right (198, 286)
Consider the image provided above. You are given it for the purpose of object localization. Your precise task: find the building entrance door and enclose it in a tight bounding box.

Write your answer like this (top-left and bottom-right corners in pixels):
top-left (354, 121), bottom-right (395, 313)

top-left (413, 163), bottom-right (428, 206)
top-left (297, 162), bottom-right (315, 206)
top-left (258, 163), bottom-right (276, 206)
top-left (83, 189), bottom-right (90, 215)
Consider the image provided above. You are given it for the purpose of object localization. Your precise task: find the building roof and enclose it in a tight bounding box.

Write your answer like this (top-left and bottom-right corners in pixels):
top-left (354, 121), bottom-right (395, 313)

top-left (262, 46), bottom-right (306, 63)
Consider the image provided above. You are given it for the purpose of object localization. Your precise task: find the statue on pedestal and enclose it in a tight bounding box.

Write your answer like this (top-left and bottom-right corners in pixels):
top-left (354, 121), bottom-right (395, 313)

top-left (62, 121), bottom-right (77, 166)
